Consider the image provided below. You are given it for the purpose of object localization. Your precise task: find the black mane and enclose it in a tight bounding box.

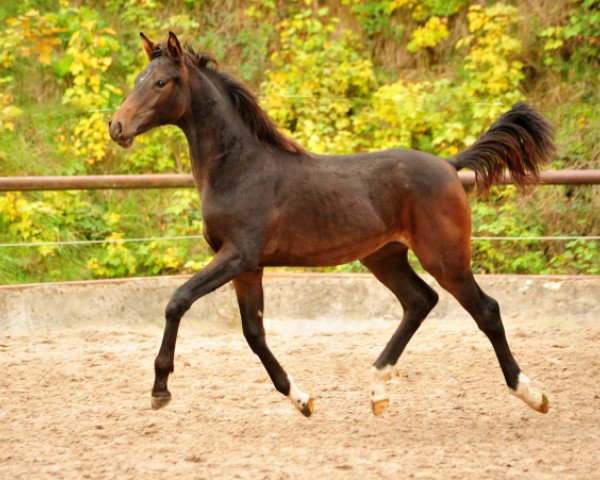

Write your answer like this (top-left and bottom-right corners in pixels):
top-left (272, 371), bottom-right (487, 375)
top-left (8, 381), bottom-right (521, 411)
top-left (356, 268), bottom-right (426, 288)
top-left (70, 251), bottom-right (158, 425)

top-left (153, 41), bottom-right (307, 155)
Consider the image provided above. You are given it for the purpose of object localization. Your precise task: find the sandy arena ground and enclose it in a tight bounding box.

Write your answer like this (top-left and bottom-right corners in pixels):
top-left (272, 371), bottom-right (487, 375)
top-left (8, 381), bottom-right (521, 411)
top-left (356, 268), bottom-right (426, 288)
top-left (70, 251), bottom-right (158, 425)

top-left (1, 314), bottom-right (599, 479)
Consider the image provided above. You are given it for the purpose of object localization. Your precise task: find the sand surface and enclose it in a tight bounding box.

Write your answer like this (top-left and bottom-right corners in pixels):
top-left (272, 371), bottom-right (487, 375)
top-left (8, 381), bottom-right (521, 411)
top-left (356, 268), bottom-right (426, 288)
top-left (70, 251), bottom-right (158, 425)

top-left (2, 315), bottom-right (599, 479)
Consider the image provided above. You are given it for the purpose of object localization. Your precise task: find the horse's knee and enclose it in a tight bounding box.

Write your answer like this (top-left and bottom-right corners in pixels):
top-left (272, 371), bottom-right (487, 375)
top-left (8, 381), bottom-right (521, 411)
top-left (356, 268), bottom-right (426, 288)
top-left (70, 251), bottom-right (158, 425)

top-left (165, 291), bottom-right (191, 321)
top-left (476, 297), bottom-right (504, 335)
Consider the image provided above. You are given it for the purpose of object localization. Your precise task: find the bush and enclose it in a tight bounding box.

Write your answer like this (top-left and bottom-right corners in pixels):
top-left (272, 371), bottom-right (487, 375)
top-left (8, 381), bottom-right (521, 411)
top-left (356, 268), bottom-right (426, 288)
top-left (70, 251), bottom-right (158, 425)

top-left (0, 0), bottom-right (598, 282)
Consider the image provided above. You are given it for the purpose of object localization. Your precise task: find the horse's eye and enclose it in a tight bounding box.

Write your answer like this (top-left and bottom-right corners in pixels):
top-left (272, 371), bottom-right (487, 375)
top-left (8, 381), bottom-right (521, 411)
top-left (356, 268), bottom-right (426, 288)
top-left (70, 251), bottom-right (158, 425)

top-left (155, 80), bottom-right (167, 88)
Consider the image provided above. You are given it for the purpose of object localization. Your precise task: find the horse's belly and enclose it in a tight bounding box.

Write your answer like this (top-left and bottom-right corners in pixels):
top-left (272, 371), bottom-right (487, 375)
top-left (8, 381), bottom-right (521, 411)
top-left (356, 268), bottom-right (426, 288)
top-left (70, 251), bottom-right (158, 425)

top-left (261, 180), bottom-right (409, 266)
top-left (260, 230), bottom-right (403, 267)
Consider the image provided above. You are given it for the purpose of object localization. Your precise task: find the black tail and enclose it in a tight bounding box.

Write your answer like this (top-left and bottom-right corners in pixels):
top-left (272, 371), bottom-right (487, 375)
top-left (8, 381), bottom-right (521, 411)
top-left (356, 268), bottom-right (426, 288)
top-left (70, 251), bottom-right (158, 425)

top-left (449, 103), bottom-right (555, 191)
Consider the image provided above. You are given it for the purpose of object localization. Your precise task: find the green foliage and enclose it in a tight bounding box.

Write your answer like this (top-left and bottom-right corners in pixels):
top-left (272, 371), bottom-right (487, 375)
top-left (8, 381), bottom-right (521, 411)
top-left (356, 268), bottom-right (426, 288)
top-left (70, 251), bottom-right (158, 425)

top-left (57, 7), bottom-right (122, 164)
top-left (355, 3), bottom-right (525, 155)
top-left (0, 0), bottom-right (598, 283)
top-left (260, 2), bottom-right (377, 154)
top-left (535, 1), bottom-right (599, 169)
top-left (406, 16), bottom-right (448, 53)
top-left (469, 185), bottom-right (600, 275)
top-left (0, 190), bottom-right (110, 278)
top-left (84, 189), bottom-right (210, 278)
top-left (458, 3), bottom-right (525, 127)
top-left (0, 9), bottom-right (62, 132)
top-left (0, 80), bottom-right (22, 132)
top-left (124, 127), bottom-right (189, 173)
top-left (343, 0), bottom-right (404, 39)
top-left (539, 0), bottom-right (600, 74)
top-left (390, 0), bottom-right (466, 21)
top-left (0, 189), bottom-right (211, 282)
top-left (86, 232), bottom-right (138, 278)
top-left (355, 78), bottom-right (464, 154)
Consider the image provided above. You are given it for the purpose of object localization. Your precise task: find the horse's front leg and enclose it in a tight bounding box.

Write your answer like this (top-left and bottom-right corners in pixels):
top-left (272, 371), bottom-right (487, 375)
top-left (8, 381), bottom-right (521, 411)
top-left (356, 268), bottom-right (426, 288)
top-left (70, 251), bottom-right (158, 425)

top-left (151, 246), bottom-right (250, 410)
top-left (233, 269), bottom-right (314, 417)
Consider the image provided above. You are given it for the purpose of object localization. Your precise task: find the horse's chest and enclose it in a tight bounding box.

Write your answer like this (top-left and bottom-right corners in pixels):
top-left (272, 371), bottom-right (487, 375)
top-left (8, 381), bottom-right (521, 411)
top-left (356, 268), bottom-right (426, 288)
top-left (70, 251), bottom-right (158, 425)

top-left (201, 207), bottom-right (233, 251)
top-left (201, 194), bottom-right (271, 253)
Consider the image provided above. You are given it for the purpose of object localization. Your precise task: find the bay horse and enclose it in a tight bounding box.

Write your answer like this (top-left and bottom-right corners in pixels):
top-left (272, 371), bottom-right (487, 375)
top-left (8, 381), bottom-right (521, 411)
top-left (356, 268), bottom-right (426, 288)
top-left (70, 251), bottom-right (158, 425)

top-left (109, 32), bottom-right (554, 417)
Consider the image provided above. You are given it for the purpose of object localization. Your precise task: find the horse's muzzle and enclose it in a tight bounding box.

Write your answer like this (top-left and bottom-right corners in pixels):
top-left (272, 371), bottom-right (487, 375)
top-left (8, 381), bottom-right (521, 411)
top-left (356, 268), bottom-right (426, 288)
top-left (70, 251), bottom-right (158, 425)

top-left (108, 119), bottom-right (134, 149)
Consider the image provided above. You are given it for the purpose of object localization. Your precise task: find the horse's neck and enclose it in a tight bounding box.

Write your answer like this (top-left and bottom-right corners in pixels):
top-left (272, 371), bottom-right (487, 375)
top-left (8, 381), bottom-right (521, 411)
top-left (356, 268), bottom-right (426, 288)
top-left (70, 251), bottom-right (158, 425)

top-left (180, 89), bottom-right (253, 189)
top-left (180, 125), bottom-right (208, 188)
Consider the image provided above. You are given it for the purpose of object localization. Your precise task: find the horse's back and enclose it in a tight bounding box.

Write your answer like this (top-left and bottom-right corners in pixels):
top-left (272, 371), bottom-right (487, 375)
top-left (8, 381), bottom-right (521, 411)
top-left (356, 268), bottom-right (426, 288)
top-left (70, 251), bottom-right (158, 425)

top-left (315, 148), bottom-right (460, 190)
top-left (278, 147), bottom-right (466, 224)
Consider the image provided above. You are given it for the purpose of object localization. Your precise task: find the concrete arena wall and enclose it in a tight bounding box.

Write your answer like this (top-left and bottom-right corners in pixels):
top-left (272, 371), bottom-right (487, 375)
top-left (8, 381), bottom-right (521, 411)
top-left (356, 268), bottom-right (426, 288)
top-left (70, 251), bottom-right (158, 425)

top-left (0, 273), bottom-right (598, 333)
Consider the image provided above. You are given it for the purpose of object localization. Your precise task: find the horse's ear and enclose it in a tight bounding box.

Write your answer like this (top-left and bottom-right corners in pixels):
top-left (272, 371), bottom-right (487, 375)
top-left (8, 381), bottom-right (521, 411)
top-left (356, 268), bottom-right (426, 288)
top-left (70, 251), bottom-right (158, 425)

top-left (167, 31), bottom-right (183, 62)
top-left (140, 32), bottom-right (155, 61)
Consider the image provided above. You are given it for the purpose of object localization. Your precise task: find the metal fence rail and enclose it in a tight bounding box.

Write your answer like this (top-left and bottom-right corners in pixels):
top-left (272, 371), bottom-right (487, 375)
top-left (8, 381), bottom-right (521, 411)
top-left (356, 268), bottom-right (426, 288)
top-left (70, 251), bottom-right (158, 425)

top-left (0, 170), bottom-right (597, 250)
top-left (1, 170), bottom-right (599, 191)
top-left (0, 174), bottom-right (194, 191)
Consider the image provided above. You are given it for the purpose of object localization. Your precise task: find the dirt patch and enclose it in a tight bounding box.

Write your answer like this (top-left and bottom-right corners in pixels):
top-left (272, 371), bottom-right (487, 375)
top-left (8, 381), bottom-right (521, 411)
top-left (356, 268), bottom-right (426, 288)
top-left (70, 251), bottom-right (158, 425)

top-left (1, 316), bottom-right (599, 479)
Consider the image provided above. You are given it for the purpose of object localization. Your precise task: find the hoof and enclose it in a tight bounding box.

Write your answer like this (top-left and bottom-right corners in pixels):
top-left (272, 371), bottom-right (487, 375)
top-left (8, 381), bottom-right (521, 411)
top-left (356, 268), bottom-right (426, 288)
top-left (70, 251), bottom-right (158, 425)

top-left (371, 398), bottom-right (389, 416)
top-left (537, 394), bottom-right (549, 414)
top-left (151, 394), bottom-right (172, 410)
top-left (300, 397), bottom-right (315, 417)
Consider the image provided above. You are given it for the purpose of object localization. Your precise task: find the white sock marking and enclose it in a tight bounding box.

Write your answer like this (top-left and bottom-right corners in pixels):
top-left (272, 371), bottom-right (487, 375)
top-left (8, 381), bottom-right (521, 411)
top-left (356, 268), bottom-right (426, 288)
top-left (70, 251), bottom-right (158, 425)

top-left (371, 365), bottom-right (393, 403)
top-left (510, 372), bottom-right (544, 410)
top-left (288, 375), bottom-right (310, 412)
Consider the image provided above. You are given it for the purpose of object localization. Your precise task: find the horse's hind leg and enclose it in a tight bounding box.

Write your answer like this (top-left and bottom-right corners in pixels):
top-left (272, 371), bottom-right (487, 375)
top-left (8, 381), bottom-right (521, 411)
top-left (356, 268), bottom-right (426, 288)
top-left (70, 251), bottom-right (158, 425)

top-left (360, 242), bottom-right (439, 415)
top-left (232, 269), bottom-right (314, 417)
top-left (414, 242), bottom-right (549, 414)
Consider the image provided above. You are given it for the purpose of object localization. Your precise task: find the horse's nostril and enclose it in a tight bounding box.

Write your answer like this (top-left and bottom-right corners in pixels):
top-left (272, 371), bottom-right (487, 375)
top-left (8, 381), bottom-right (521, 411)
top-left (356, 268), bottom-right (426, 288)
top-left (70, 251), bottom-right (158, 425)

top-left (109, 119), bottom-right (123, 138)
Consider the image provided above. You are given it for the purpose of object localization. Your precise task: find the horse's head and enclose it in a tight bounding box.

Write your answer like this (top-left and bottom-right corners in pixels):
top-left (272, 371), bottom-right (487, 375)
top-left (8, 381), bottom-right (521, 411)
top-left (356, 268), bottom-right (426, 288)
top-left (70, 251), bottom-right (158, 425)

top-left (109, 32), bottom-right (190, 148)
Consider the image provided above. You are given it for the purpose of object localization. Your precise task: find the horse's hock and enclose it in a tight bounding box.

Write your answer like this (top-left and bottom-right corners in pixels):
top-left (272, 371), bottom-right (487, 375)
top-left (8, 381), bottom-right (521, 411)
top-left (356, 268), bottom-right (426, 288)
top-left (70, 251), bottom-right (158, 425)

top-left (1, 273), bottom-right (598, 333)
